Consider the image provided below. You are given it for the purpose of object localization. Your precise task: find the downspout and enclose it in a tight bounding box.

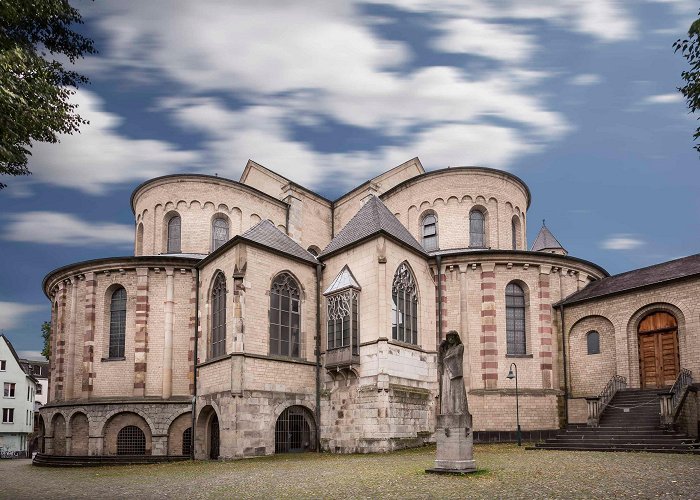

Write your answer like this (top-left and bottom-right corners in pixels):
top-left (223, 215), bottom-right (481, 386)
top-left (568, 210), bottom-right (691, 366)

top-left (315, 263), bottom-right (323, 452)
top-left (559, 304), bottom-right (569, 424)
top-left (191, 268), bottom-right (200, 460)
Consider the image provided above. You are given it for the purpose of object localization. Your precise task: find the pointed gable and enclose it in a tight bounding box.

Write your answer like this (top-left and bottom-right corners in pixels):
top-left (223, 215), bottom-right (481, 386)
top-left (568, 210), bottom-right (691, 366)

top-left (241, 219), bottom-right (318, 264)
top-left (531, 222), bottom-right (567, 254)
top-left (324, 265), bottom-right (361, 295)
top-left (319, 196), bottom-right (425, 258)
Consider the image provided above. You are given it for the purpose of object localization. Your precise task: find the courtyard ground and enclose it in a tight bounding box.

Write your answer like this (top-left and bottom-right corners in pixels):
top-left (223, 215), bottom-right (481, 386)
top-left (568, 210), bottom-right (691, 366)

top-left (1, 444), bottom-right (698, 499)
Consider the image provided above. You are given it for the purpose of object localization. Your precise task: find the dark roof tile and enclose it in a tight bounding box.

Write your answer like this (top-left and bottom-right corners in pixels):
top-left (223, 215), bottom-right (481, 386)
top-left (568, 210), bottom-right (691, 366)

top-left (242, 220), bottom-right (318, 264)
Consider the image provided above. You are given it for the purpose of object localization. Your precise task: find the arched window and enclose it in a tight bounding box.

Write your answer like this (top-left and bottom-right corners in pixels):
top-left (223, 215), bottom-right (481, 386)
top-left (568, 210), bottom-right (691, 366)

top-left (116, 425), bottom-right (146, 455)
top-left (269, 273), bottom-right (301, 358)
top-left (307, 246), bottom-right (319, 257)
top-left (469, 209), bottom-right (486, 248)
top-left (109, 287), bottom-right (127, 358)
top-left (167, 215), bottom-right (181, 253)
top-left (511, 216), bottom-right (520, 250)
top-left (392, 262), bottom-right (419, 345)
top-left (182, 427), bottom-right (192, 456)
top-left (586, 330), bottom-right (600, 355)
top-left (136, 223), bottom-right (144, 255)
top-left (506, 282), bottom-right (526, 355)
top-left (210, 273), bottom-right (227, 359)
top-left (422, 213), bottom-right (438, 251)
top-left (212, 217), bottom-right (229, 251)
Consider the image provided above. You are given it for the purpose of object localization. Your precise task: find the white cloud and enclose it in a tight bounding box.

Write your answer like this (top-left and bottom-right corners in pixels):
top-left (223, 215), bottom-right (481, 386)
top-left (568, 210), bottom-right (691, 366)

top-left (3, 211), bottom-right (133, 247)
top-left (28, 90), bottom-right (201, 194)
top-left (569, 74), bottom-right (603, 86)
top-left (0, 302), bottom-right (44, 331)
top-left (641, 93), bottom-right (684, 105)
top-left (17, 351), bottom-right (46, 361)
top-left (432, 19), bottom-right (536, 62)
top-left (601, 234), bottom-right (645, 250)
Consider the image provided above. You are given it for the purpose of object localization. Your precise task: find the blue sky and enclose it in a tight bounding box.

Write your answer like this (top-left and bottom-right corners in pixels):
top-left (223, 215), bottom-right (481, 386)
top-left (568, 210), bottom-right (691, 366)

top-left (1, 0), bottom-right (699, 356)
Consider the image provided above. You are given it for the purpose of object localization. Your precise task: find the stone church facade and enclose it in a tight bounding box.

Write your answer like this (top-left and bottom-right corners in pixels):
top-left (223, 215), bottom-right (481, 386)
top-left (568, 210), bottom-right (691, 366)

top-left (38, 158), bottom-right (699, 459)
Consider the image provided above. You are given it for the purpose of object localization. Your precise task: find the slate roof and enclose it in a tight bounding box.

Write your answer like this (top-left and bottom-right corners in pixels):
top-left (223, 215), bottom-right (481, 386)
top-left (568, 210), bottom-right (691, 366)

top-left (531, 223), bottom-right (566, 252)
top-left (558, 253), bottom-right (700, 305)
top-left (241, 219), bottom-right (318, 264)
top-left (319, 196), bottom-right (426, 258)
top-left (324, 265), bottom-right (361, 295)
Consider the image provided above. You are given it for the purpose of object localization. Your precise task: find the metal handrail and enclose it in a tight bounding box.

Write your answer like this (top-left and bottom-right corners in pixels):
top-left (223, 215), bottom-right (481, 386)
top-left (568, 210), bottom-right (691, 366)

top-left (598, 375), bottom-right (627, 415)
top-left (669, 368), bottom-right (692, 416)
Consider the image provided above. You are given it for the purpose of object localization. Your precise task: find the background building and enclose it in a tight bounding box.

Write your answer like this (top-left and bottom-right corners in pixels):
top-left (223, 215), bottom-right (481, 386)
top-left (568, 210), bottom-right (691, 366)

top-left (1, 336), bottom-right (38, 458)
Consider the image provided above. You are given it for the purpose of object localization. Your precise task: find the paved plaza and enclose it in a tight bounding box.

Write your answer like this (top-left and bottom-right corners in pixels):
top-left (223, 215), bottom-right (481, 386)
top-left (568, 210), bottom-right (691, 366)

top-left (1, 444), bottom-right (698, 499)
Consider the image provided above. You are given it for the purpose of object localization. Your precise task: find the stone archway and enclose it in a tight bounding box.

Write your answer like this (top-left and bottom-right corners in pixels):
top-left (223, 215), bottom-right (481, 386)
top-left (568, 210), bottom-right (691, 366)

top-left (167, 412), bottom-right (192, 456)
top-left (638, 311), bottom-right (680, 388)
top-left (52, 414), bottom-right (66, 455)
top-left (103, 412), bottom-right (153, 456)
top-left (196, 405), bottom-right (220, 460)
top-left (69, 413), bottom-right (89, 456)
top-left (274, 406), bottom-right (315, 453)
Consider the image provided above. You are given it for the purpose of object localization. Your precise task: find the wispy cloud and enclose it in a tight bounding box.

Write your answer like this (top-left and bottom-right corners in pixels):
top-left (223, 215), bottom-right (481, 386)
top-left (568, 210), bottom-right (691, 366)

top-left (569, 74), bottom-right (603, 86)
top-left (3, 212), bottom-right (133, 247)
top-left (641, 93), bottom-right (684, 105)
top-left (17, 350), bottom-right (46, 361)
top-left (0, 302), bottom-right (44, 331)
top-left (601, 234), bottom-right (645, 250)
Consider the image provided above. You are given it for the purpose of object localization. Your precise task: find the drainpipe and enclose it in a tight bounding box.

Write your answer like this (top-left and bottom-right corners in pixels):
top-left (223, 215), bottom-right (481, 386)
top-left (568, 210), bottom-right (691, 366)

top-left (559, 305), bottom-right (569, 424)
top-left (436, 255), bottom-right (443, 345)
top-left (315, 263), bottom-right (323, 452)
top-left (191, 268), bottom-right (200, 460)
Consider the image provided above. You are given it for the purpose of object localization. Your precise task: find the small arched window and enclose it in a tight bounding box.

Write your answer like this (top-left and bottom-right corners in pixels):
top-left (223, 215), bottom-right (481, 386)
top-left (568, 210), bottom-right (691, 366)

top-left (307, 246), bottom-right (320, 257)
top-left (391, 262), bottom-right (419, 345)
top-left (269, 273), bottom-right (301, 358)
top-left (167, 215), bottom-right (181, 253)
top-left (210, 273), bottom-right (227, 358)
top-left (422, 213), bottom-right (438, 251)
top-left (117, 425), bottom-right (146, 455)
top-left (182, 427), bottom-right (192, 456)
top-left (109, 287), bottom-right (127, 358)
top-left (511, 216), bottom-right (520, 250)
top-left (469, 209), bottom-right (486, 248)
top-left (505, 282), bottom-right (526, 355)
top-left (212, 217), bottom-right (229, 251)
top-left (587, 331), bottom-right (600, 355)
top-left (136, 223), bottom-right (144, 255)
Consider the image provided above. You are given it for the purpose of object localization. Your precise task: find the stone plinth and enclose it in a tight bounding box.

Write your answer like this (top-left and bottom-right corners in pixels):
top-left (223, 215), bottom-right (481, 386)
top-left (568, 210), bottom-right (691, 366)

top-left (426, 414), bottom-right (477, 474)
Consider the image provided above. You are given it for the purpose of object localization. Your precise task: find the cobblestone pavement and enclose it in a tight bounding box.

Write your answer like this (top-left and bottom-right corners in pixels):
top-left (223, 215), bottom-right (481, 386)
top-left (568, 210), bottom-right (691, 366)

top-left (2, 445), bottom-right (699, 499)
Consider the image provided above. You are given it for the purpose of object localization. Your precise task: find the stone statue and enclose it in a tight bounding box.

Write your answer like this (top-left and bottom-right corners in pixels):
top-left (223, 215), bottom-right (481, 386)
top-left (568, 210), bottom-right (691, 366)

top-left (427, 330), bottom-right (476, 474)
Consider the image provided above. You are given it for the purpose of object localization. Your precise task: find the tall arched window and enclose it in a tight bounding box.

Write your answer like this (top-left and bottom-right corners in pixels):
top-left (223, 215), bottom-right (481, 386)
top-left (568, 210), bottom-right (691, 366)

top-left (421, 213), bottom-right (438, 251)
top-left (469, 209), bottom-right (486, 248)
top-left (136, 223), bottom-right (144, 255)
top-left (109, 287), bottom-right (127, 358)
top-left (511, 216), bottom-right (520, 250)
top-left (210, 273), bottom-right (227, 358)
top-left (167, 215), bottom-right (181, 253)
top-left (392, 262), bottom-right (419, 345)
top-left (212, 217), bottom-right (229, 251)
top-left (587, 330), bottom-right (600, 355)
top-left (269, 273), bottom-right (301, 358)
top-left (505, 282), bottom-right (526, 355)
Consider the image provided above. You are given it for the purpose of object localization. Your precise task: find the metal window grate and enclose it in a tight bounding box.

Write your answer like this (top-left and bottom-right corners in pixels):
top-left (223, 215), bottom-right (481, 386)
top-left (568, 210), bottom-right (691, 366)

top-left (182, 427), bottom-right (192, 456)
top-left (109, 287), bottom-right (127, 358)
top-left (275, 406), bottom-right (312, 453)
top-left (116, 425), bottom-right (146, 455)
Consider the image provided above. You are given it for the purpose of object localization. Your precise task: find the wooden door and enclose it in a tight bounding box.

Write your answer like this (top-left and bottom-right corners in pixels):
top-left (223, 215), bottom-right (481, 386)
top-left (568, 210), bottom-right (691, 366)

top-left (638, 312), bottom-right (679, 388)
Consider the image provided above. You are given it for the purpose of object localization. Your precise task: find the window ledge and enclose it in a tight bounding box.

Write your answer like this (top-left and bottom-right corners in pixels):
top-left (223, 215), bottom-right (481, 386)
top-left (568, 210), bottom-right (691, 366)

top-left (505, 354), bottom-right (533, 358)
top-left (100, 357), bottom-right (126, 362)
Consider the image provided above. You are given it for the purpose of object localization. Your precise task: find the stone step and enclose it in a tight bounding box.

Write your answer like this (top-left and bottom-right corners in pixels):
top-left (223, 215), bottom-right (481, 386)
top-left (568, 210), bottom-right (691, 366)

top-left (32, 454), bottom-right (190, 467)
top-left (528, 445), bottom-right (700, 455)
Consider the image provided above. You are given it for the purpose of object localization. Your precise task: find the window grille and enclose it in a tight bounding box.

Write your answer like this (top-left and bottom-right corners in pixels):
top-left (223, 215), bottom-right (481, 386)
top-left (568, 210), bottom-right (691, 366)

top-left (470, 210), bottom-right (485, 247)
top-left (182, 427), bottom-right (192, 456)
top-left (109, 287), bottom-right (127, 358)
top-left (327, 290), bottom-right (359, 352)
top-left (116, 425), bottom-right (146, 455)
top-left (587, 331), bottom-right (600, 355)
top-left (269, 273), bottom-right (301, 358)
top-left (391, 262), bottom-right (419, 345)
top-left (422, 214), bottom-right (438, 251)
top-left (212, 217), bottom-right (229, 251)
top-left (275, 406), bottom-right (312, 453)
top-left (506, 282), bottom-right (526, 355)
top-left (167, 215), bottom-right (181, 253)
top-left (210, 273), bottom-right (227, 358)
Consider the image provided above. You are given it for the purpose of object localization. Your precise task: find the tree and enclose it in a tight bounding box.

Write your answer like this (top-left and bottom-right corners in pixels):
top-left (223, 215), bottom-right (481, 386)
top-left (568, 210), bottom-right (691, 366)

top-left (41, 320), bottom-right (51, 359)
top-left (0, 0), bottom-right (95, 189)
top-left (674, 10), bottom-right (700, 154)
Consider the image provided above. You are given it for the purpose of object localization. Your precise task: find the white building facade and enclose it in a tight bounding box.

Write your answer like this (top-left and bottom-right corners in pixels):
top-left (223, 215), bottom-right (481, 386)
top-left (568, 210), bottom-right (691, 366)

top-left (1, 336), bottom-right (37, 457)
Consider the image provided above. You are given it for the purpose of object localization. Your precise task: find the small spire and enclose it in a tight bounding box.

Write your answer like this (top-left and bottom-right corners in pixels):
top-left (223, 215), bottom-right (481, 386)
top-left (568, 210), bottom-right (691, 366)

top-left (542, 219), bottom-right (546, 227)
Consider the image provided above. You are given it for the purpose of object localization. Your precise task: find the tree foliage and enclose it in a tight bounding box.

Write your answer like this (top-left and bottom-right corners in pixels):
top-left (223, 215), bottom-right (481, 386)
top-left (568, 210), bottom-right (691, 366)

top-left (674, 10), bottom-right (700, 154)
top-left (41, 320), bottom-right (51, 359)
top-left (0, 0), bottom-right (95, 188)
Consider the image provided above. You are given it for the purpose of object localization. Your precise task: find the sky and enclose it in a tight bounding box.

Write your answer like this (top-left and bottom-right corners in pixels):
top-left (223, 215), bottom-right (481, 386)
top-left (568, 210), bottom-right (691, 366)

top-left (1, 0), bottom-right (699, 357)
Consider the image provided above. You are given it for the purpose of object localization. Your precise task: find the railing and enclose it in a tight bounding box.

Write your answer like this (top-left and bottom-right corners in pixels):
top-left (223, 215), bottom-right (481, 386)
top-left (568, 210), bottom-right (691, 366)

top-left (586, 375), bottom-right (627, 427)
top-left (659, 368), bottom-right (692, 428)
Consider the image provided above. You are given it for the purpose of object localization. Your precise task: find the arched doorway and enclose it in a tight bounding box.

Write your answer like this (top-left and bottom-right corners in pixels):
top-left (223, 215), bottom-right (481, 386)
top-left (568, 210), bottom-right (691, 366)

top-left (638, 311), bottom-right (680, 388)
top-left (209, 414), bottom-right (220, 459)
top-left (275, 406), bottom-right (315, 453)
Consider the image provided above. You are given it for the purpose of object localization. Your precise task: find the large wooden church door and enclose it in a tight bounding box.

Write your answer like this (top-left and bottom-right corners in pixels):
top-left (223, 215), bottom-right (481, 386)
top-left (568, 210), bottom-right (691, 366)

top-left (638, 312), bottom-right (679, 388)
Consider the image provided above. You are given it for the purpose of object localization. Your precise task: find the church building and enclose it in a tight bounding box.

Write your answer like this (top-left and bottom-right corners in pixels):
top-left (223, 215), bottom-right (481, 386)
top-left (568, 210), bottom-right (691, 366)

top-left (37, 158), bottom-right (699, 459)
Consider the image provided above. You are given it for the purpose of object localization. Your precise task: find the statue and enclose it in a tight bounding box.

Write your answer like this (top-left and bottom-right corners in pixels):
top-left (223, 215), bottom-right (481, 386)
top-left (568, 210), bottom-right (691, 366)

top-left (427, 330), bottom-right (477, 474)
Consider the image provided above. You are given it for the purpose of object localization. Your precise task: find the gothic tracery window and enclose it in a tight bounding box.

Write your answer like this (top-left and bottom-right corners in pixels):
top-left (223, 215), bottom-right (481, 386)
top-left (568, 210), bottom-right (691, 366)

top-left (469, 209), bottom-right (486, 248)
top-left (212, 217), bottom-right (229, 251)
top-left (269, 273), bottom-right (301, 358)
top-left (327, 290), bottom-right (359, 352)
top-left (391, 262), bottom-right (419, 345)
top-left (422, 213), bottom-right (438, 251)
top-left (167, 215), bottom-right (181, 253)
top-left (506, 282), bottom-right (526, 355)
top-left (109, 287), bottom-right (127, 358)
top-left (210, 273), bottom-right (227, 358)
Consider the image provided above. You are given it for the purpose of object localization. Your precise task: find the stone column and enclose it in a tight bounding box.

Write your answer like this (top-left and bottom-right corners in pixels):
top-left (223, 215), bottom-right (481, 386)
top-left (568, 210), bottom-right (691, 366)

top-left (134, 267), bottom-right (149, 397)
top-left (82, 272), bottom-right (96, 399)
top-left (479, 263), bottom-right (498, 389)
top-left (65, 277), bottom-right (78, 400)
top-left (538, 267), bottom-right (553, 389)
top-left (163, 268), bottom-right (175, 399)
top-left (458, 265), bottom-right (471, 392)
top-left (152, 435), bottom-right (168, 456)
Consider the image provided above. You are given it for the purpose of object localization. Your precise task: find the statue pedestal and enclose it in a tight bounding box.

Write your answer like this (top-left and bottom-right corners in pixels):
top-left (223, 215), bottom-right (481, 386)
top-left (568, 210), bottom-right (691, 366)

top-left (426, 414), bottom-right (477, 474)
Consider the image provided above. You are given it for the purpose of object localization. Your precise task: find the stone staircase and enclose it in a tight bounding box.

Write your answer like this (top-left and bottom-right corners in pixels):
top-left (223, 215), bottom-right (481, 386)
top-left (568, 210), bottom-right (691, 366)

top-left (32, 453), bottom-right (190, 467)
top-left (530, 389), bottom-right (700, 454)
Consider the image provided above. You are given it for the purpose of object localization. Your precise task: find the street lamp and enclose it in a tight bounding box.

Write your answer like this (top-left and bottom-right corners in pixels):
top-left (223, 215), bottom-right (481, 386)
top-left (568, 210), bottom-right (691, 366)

top-left (506, 362), bottom-right (521, 446)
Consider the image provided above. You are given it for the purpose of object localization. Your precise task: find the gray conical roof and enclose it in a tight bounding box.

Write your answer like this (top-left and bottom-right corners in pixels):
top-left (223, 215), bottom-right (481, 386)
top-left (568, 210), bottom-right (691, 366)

top-left (530, 223), bottom-right (566, 252)
top-left (319, 196), bottom-right (425, 258)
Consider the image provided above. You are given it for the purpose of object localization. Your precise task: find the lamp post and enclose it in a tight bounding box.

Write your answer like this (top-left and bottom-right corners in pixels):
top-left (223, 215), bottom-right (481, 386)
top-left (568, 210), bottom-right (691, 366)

top-left (506, 362), bottom-right (521, 446)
